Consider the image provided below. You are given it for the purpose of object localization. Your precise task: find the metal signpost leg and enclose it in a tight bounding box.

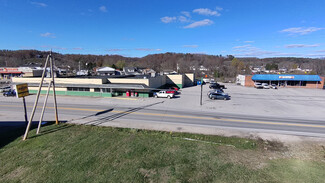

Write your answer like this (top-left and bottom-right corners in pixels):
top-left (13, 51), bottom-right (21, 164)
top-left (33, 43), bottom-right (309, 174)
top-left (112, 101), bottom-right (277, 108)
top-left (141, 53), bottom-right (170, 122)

top-left (200, 83), bottom-right (203, 106)
top-left (23, 97), bottom-right (28, 127)
top-left (23, 55), bottom-right (49, 140)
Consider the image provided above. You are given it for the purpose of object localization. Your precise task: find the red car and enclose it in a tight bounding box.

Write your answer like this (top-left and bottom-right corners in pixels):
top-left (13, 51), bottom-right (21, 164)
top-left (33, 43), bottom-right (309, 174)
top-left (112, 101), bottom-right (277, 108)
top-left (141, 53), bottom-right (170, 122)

top-left (169, 87), bottom-right (179, 91)
top-left (166, 90), bottom-right (176, 94)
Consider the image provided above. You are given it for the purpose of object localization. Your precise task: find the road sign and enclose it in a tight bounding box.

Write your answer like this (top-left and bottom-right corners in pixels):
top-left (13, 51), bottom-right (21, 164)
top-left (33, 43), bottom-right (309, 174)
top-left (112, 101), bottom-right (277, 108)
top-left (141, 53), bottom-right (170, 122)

top-left (15, 83), bottom-right (29, 98)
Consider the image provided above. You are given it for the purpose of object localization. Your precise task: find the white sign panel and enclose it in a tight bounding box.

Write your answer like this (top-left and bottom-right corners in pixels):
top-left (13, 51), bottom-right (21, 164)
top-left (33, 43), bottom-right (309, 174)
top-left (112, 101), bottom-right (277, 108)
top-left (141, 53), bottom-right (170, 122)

top-left (279, 76), bottom-right (294, 79)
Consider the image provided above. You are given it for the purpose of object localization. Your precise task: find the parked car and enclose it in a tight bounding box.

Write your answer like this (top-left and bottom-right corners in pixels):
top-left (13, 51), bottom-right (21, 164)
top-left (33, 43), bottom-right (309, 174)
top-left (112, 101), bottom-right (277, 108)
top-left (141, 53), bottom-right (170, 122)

top-left (154, 90), bottom-right (174, 99)
top-left (208, 92), bottom-right (231, 100)
top-left (254, 83), bottom-right (263, 89)
top-left (262, 83), bottom-right (270, 89)
top-left (270, 84), bottom-right (278, 89)
top-left (166, 90), bottom-right (176, 94)
top-left (3, 89), bottom-right (16, 97)
top-left (203, 78), bottom-right (210, 83)
top-left (169, 87), bottom-right (179, 91)
top-left (209, 83), bottom-right (226, 89)
top-left (0, 86), bottom-right (11, 93)
top-left (207, 89), bottom-right (224, 96)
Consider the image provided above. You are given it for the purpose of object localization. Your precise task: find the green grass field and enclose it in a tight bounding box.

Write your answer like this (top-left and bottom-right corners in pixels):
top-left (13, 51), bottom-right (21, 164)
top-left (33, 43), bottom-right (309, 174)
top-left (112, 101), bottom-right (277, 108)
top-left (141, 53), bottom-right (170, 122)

top-left (1, 123), bottom-right (325, 182)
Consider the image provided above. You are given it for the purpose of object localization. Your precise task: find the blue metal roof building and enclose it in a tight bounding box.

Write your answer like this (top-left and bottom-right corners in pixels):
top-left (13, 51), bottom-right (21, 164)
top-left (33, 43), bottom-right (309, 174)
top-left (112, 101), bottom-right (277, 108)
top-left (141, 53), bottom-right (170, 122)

top-left (252, 74), bottom-right (321, 81)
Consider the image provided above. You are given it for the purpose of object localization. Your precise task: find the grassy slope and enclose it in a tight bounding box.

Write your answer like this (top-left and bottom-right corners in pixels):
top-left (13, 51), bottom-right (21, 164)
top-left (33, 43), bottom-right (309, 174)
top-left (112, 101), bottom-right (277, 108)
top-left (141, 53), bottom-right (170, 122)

top-left (0, 124), bottom-right (324, 183)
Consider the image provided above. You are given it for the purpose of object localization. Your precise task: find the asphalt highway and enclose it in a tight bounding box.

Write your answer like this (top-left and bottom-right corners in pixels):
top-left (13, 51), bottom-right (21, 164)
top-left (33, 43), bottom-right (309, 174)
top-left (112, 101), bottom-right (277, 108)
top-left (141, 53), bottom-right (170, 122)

top-left (1, 99), bottom-right (325, 138)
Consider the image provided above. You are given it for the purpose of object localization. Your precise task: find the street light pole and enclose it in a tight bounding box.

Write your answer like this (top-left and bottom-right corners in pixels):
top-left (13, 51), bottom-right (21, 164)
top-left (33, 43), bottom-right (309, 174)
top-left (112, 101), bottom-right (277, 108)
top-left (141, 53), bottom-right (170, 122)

top-left (200, 77), bottom-right (203, 106)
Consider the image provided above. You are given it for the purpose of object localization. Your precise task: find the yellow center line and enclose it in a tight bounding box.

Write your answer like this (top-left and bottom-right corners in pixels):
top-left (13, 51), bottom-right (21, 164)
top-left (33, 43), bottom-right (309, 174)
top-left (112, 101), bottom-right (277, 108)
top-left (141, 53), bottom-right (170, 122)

top-left (1, 104), bottom-right (325, 128)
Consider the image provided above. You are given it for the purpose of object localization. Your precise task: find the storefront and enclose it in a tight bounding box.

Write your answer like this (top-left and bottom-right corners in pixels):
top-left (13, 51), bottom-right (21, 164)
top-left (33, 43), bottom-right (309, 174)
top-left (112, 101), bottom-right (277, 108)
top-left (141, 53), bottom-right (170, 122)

top-left (238, 74), bottom-right (324, 89)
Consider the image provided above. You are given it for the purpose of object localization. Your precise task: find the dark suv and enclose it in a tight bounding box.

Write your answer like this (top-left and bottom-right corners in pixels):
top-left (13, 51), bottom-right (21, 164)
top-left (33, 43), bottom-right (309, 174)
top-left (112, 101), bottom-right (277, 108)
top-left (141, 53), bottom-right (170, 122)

top-left (209, 83), bottom-right (226, 89)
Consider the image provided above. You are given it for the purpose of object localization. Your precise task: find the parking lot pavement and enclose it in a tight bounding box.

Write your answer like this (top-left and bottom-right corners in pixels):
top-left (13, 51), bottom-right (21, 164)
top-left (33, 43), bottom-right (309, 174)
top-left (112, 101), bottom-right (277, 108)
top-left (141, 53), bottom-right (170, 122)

top-left (1, 83), bottom-right (324, 121)
top-left (146, 83), bottom-right (325, 121)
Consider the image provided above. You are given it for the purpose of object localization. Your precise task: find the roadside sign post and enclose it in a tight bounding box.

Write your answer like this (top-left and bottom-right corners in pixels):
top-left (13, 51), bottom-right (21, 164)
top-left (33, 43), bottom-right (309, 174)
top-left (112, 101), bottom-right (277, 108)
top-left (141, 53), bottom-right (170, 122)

top-left (23, 51), bottom-right (59, 141)
top-left (15, 83), bottom-right (29, 126)
top-left (23, 97), bottom-right (28, 126)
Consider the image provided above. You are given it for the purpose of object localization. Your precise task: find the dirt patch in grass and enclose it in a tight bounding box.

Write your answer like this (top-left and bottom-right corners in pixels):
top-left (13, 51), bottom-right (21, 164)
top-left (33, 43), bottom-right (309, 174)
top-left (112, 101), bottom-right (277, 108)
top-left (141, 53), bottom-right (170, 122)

top-left (1, 166), bottom-right (30, 181)
top-left (217, 137), bottom-right (325, 170)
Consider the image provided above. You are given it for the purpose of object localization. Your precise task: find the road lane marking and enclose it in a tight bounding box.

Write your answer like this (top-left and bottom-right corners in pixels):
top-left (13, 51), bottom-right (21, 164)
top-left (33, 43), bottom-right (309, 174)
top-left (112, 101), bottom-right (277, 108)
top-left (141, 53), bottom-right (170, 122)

top-left (1, 104), bottom-right (325, 129)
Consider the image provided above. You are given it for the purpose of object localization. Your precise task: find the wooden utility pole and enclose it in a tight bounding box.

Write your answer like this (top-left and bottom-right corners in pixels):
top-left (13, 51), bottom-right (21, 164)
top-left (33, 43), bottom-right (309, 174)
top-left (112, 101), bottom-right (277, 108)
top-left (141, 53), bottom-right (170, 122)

top-left (23, 51), bottom-right (59, 140)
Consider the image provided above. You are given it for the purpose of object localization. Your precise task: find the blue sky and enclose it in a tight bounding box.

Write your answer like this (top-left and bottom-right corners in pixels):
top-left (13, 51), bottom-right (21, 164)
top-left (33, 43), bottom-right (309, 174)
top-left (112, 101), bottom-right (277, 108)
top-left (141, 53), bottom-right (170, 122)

top-left (1, 0), bottom-right (325, 58)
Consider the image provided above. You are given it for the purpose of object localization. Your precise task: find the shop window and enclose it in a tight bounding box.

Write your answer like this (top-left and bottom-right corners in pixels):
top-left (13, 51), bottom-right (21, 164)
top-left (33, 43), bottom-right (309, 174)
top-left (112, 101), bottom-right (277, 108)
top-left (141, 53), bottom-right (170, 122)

top-left (102, 88), bottom-right (111, 93)
top-left (67, 87), bottom-right (90, 91)
top-left (287, 81), bottom-right (301, 86)
top-left (94, 88), bottom-right (101, 92)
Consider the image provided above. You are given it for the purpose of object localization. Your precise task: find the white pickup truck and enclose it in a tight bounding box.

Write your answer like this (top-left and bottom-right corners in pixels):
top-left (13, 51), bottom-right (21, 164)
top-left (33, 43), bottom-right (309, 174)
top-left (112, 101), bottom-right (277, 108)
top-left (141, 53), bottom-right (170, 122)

top-left (154, 91), bottom-right (174, 99)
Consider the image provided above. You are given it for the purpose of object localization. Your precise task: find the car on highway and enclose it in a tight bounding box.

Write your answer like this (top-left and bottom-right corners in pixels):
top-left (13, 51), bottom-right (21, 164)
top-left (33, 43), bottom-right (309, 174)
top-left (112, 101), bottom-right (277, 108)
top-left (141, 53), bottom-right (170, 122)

top-left (209, 82), bottom-right (226, 89)
top-left (254, 83), bottom-right (263, 89)
top-left (3, 89), bottom-right (16, 97)
top-left (154, 90), bottom-right (174, 99)
top-left (208, 92), bottom-right (231, 100)
top-left (0, 86), bottom-right (11, 93)
top-left (262, 83), bottom-right (270, 89)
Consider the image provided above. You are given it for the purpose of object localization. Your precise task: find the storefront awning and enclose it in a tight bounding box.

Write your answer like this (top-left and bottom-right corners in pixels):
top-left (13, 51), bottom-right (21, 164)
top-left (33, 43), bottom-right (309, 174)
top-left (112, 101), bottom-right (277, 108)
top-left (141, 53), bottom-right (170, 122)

top-left (252, 74), bottom-right (321, 81)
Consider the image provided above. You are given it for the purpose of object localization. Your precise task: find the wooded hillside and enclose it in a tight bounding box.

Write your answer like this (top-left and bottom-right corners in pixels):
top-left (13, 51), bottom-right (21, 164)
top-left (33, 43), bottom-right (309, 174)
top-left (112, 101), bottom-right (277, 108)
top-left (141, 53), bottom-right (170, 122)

top-left (1, 50), bottom-right (324, 78)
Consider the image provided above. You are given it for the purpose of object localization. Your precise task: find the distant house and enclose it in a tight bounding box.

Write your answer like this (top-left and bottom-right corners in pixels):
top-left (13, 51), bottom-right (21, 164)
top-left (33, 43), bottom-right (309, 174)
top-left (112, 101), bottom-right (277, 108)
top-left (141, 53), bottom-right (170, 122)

top-left (96, 67), bottom-right (116, 76)
top-left (76, 70), bottom-right (89, 76)
top-left (199, 65), bottom-right (208, 71)
top-left (123, 67), bottom-right (142, 75)
top-left (189, 65), bottom-right (208, 71)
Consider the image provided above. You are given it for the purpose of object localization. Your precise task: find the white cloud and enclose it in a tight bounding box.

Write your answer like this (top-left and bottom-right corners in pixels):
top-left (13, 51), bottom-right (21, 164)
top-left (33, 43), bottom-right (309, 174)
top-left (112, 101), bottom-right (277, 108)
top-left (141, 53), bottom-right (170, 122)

top-left (31, 2), bottom-right (47, 7)
top-left (280, 27), bottom-right (324, 35)
top-left (244, 41), bottom-right (254, 43)
top-left (193, 7), bottom-right (221, 16)
top-left (41, 45), bottom-right (67, 50)
top-left (285, 44), bottom-right (320, 48)
top-left (73, 48), bottom-right (83, 50)
top-left (108, 49), bottom-right (126, 52)
top-left (161, 16), bottom-right (177, 23)
top-left (99, 6), bottom-right (107, 12)
top-left (40, 32), bottom-right (55, 38)
top-left (315, 50), bottom-right (325, 53)
top-left (233, 44), bottom-right (252, 49)
top-left (178, 16), bottom-right (190, 23)
top-left (306, 54), bottom-right (325, 57)
top-left (232, 44), bottom-right (303, 57)
top-left (215, 6), bottom-right (223, 11)
top-left (183, 45), bottom-right (198, 48)
top-left (181, 11), bottom-right (191, 18)
top-left (184, 19), bottom-right (213, 29)
top-left (234, 51), bottom-right (302, 57)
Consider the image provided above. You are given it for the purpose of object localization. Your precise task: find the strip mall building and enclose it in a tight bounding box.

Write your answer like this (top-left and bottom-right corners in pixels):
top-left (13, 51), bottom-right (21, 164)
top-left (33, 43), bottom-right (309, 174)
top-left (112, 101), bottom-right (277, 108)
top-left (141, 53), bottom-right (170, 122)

top-left (236, 74), bottom-right (324, 89)
top-left (12, 74), bottom-right (195, 97)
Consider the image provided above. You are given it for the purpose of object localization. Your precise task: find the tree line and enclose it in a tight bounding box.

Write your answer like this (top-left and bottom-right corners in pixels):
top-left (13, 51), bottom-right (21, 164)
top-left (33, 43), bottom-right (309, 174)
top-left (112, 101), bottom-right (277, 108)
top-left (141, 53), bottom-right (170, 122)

top-left (0, 50), bottom-right (324, 79)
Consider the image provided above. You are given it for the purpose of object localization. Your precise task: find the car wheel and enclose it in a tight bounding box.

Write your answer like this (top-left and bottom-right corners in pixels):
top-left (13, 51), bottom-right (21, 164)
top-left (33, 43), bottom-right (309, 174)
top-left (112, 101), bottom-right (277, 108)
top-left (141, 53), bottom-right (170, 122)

top-left (154, 95), bottom-right (158, 98)
top-left (223, 97), bottom-right (227, 101)
top-left (167, 95), bottom-right (171, 99)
